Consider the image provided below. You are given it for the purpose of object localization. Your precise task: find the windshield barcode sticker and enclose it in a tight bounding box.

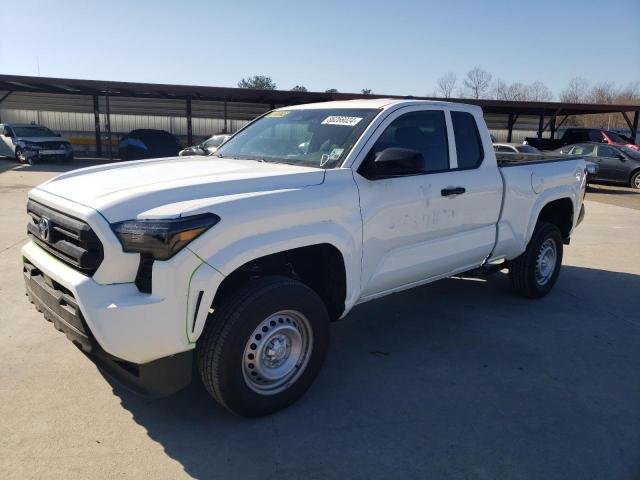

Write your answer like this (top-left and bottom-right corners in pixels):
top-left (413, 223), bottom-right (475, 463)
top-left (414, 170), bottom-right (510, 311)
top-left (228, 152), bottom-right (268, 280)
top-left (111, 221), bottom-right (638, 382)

top-left (321, 116), bottom-right (363, 127)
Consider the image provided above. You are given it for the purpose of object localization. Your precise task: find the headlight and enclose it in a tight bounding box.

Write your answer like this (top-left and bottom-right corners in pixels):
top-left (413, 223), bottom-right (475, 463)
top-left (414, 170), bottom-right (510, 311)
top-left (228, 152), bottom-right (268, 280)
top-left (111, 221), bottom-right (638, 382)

top-left (111, 213), bottom-right (220, 260)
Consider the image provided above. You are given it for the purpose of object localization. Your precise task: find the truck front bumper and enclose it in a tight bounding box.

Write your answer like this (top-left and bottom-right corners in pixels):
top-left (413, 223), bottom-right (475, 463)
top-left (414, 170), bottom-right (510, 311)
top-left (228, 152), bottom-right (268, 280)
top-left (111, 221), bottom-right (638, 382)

top-left (21, 240), bottom-right (224, 395)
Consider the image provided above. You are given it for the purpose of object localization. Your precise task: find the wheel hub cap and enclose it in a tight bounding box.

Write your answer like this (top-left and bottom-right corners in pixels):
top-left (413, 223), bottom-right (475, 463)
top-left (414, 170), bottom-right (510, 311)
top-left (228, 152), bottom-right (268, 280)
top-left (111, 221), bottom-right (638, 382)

top-left (263, 334), bottom-right (291, 368)
top-left (242, 310), bottom-right (313, 395)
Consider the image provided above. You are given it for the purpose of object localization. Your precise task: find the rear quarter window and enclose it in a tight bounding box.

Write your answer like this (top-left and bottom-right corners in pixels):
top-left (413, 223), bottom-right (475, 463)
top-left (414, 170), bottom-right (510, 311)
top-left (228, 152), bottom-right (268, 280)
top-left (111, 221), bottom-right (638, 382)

top-left (451, 111), bottom-right (484, 169)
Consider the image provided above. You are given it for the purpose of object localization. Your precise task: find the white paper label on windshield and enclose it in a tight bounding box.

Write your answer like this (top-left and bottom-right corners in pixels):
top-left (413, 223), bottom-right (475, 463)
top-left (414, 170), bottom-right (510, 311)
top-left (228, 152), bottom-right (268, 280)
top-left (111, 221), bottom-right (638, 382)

top-left (321, 116), bottom-right (363, 127)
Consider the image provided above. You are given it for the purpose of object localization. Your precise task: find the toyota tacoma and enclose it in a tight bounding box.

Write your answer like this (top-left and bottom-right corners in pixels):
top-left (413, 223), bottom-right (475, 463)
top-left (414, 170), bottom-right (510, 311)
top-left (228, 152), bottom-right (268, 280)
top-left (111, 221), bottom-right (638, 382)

top-left (22, 99), bottom-right (587, 416)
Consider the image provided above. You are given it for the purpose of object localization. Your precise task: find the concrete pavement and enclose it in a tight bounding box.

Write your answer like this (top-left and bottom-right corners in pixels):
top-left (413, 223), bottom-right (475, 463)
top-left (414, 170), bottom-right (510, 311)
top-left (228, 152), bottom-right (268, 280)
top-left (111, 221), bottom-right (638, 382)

top-left (0, 159), bottom-right (639, 479)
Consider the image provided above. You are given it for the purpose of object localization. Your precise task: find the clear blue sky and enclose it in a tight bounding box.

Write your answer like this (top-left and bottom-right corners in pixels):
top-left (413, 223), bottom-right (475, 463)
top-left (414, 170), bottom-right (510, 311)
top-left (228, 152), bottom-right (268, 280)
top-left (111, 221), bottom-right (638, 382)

top-left (1, 0), bottom-right (639, 97)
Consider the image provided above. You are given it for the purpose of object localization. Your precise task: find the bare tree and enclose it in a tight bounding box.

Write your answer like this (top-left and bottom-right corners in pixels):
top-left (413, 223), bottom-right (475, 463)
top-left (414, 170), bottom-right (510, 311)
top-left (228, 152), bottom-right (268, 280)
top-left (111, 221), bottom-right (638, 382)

top-left (559, 77), bottom-right (589, 103)
top-left (435, 72), bottom-right (457, 98)
top-left (493, 80), bottom-right (528, 101)
top-left (527, 81), bottom-right (553, 102)
top-left (361, 88), bottom-right (373, 95)
top-left (462, 67), bottom-right (492, 99)
top-left (589, 82), bottom-right (616, 104)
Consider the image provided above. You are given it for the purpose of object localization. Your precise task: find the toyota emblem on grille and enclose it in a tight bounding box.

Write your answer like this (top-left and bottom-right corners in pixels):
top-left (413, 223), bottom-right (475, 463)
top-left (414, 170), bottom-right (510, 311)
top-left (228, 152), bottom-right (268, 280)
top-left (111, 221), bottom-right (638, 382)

top-left (38, 217), bottom-right (51, 241)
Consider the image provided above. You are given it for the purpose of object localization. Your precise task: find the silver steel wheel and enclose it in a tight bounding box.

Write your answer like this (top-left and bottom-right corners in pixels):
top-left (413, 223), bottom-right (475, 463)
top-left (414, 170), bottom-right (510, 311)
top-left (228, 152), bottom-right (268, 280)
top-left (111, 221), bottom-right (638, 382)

top-left (535, 238), bottom-right (557, 286)
top-left (242, 310), bottom-right (313, 395)
top-left (633, 174), bottom-right (640, 189)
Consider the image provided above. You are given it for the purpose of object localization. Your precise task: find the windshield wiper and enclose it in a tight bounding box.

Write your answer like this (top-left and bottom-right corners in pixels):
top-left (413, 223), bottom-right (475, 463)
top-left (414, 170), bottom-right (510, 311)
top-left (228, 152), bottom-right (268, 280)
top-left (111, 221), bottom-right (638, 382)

top-left (217, 154), bottom-right (264, 162)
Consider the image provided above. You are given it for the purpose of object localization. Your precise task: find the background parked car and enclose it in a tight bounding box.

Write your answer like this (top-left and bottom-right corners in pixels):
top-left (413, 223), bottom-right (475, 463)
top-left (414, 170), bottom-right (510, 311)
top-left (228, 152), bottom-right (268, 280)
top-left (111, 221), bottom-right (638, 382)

top-left (525, 128), bottom-right (640, 151)
top-left (179, 134), bottom-right (231, 156)
top-left (555, 142), bottom-right (640, 189)
top-left (0, 123), bottom-right (73, 164)
top-left (118, 129), bottom-right (181, 161)
top-left (493, 143), bottom-right (541, 154)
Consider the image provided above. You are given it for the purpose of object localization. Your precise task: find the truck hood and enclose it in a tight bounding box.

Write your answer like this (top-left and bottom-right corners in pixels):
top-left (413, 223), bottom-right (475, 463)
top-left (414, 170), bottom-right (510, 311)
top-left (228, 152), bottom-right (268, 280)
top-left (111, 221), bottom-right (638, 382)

top-left (35, 156), bottom-right (325, 222)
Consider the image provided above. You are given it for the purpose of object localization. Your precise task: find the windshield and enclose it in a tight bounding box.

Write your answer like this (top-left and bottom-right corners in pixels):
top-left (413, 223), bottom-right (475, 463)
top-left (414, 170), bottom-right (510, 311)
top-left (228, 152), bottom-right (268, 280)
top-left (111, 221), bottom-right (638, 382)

top-left (214, 108), bottom-right (379, 168)
top-left (13, 126), bottom-right (56, 137)
top-left (621, 146), bottom-right (640, 159)
top-left (203, 135), bottom-right (228, 148)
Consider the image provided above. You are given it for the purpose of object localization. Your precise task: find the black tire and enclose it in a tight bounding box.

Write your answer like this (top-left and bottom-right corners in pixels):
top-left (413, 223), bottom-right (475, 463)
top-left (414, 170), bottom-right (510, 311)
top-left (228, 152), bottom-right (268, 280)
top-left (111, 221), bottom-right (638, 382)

top-left (509, 222), bottom-right (563, 298)
top-left (630, 170), bottom-right (640, 190)
top-left (15, 147), bottom-right (26, 163)
top-left (197, 276), bottom-right (330, 417)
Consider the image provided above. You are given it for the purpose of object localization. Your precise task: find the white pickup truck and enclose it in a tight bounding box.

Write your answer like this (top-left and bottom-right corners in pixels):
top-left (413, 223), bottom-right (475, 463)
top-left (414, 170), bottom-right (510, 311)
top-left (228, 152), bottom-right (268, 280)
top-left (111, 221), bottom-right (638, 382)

top-left (22, 99), bottom-right (587, 417)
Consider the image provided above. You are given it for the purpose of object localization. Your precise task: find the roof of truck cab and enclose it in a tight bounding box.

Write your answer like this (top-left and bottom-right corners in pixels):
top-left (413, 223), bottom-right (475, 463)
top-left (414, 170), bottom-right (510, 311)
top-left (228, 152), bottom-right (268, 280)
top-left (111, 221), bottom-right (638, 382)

top-left (279, 98), bottom-right (482, 113)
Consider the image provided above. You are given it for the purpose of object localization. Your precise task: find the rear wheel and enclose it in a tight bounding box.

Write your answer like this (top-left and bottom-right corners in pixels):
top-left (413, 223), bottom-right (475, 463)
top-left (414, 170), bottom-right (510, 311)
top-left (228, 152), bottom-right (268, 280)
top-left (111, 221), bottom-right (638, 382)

top-left (510, 222), bottom-right (563, 298)
top-left (197, 276), bottom-right (329, 417)
top-left (630, 171), bottom-right (640, 190)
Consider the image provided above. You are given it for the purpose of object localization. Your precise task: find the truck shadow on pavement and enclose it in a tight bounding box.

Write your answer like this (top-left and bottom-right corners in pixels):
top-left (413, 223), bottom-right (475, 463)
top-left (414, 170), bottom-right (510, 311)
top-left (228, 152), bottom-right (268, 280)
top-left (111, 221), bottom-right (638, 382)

top-left (104, 266), bottom-right (640, 480)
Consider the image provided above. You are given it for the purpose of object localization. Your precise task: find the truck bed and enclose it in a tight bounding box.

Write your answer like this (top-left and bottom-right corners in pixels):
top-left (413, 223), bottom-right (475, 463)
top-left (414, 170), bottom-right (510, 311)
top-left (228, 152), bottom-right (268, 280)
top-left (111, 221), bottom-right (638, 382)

top-left (496, 152), bottom-right (578, 167)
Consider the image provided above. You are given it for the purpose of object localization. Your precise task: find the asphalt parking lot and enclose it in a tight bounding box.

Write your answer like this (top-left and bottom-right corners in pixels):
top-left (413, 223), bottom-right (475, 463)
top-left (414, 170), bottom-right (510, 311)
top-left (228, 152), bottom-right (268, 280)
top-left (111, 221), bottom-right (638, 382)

top-left (1, 158), bottom-right (639, 480)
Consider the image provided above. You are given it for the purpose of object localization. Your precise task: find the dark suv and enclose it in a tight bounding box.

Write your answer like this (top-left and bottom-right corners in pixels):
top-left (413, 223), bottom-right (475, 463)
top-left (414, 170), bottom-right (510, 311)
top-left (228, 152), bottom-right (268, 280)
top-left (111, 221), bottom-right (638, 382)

top-left (118, 129), bottom-right (182, 161)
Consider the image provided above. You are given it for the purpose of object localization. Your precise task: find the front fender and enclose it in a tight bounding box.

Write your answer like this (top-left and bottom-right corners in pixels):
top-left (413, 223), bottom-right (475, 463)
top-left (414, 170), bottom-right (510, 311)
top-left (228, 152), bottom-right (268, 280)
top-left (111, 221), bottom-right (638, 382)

top-left (195, 221), bottom-right (360, 312)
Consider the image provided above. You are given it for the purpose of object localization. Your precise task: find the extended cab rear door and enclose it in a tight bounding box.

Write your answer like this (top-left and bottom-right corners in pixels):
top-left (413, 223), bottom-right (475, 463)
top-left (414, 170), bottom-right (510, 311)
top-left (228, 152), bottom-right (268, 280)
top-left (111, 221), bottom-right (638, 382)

top-left (353, 105), bottom-right (502, 299)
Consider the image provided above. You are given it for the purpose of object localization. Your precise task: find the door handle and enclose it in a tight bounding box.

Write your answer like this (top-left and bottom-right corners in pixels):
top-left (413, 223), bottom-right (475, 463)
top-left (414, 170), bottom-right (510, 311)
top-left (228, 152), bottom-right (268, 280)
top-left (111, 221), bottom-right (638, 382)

top-left (441, 187), bottom-right (466, 196)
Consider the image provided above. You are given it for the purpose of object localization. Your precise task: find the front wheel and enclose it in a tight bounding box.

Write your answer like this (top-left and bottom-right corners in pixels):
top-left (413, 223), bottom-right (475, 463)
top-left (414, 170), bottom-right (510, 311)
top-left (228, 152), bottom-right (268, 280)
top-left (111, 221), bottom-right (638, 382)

top-left (630, 171), bottom-right (640, 190)
top-left (15, 147), bottom-right (28, 163)
top-left (197, 276), bottom-right (329, 417)
top-left (509, 222), bottom-right (563, 298)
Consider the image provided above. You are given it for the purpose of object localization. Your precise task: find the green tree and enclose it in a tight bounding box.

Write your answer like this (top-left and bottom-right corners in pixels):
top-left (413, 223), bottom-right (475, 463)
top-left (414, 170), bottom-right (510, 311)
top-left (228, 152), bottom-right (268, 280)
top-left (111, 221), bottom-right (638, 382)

top-left (237, 75), bottom-right (277, 90)
top-left (361, 88), bottom-right (373, 95)
top-left (290, 85), bottom-right (308, 92)
top-left (325, 88), bottom-right (339, 93)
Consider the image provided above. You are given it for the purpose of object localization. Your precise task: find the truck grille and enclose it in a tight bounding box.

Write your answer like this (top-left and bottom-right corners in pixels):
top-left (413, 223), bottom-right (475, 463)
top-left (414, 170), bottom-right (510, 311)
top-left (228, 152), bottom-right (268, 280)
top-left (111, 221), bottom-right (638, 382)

top-left (39, 141), bottom-right (68, 150)
top-left (27, 200), bottom-right (104, 275)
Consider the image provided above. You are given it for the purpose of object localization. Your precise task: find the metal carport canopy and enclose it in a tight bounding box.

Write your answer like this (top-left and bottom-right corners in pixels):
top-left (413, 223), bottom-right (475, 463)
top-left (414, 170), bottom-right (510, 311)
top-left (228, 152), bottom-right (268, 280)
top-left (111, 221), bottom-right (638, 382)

top-left (0, 74), bottom-right (638, 155)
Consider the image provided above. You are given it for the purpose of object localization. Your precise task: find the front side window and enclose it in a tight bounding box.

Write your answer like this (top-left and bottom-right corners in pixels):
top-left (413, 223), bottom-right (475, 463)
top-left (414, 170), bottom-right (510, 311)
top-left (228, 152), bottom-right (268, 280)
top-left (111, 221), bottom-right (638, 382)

top-left (451, 111), bottom-right (483, 169)
top-left (598, 145), bottom-right (620, 158)
top-left (366, 110), bottom-right (449, 173)
top-left (215, 108), bottom-right (379, 169)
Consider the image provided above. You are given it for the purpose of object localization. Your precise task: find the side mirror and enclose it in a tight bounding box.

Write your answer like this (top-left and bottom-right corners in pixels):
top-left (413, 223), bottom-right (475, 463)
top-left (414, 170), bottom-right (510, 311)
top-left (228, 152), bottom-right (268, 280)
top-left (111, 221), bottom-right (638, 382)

top-left (2, 128), bottom-right (13, 138)
top-left (372, 148), bottom-right (424, 177)
top-left (617, 154), bottom-right (625, 160)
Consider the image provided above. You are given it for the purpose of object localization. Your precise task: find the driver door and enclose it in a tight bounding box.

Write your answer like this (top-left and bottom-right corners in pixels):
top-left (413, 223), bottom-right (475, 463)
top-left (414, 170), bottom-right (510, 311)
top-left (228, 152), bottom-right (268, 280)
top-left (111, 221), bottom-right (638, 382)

top-left (595, 145), bottom-right (628, 182)
top-left (353, 106), bottom-right (502, 299)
